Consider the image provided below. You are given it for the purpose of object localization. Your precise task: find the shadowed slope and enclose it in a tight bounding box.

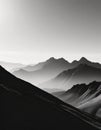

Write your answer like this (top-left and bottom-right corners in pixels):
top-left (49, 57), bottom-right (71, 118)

top-left (78, 94), bottom-right (101, 117)
top-left (53, 81), bottom-right (101, 118)
top-left (54, 81), bottom-right (101, 105)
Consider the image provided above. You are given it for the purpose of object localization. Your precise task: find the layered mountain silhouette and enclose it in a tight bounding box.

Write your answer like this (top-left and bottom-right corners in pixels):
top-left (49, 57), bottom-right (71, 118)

top-left (40, 64), bottom-right (101, 90)
top-left (13, 57), bottom-right (101, 90)
top-left (13, 57), bottom-right (71, 85)
top-left (71, 57), bottom-right (101, 69)
top-left (0, 66), bottom-right (100, 130)
top-left (53, 81), bottom-right (101, 118)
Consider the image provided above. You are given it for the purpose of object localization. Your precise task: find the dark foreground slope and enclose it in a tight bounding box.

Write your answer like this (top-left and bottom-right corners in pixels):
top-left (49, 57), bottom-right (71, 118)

top-left (0, 66), bottom-right (101, 130)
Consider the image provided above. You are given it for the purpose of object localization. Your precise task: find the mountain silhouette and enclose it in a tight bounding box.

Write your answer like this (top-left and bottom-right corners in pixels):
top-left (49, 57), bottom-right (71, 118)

top-left (79, 57), bottom-right (90, 63)
top-left (0, 66), bottom-right (101, 130)
top-left (39, 64), bottom-right (101, 90)
top-left (13, 57), bottom-right (101, 90)
top-left (71, 57), bottom-right (90, 67)
top-left (71, 57), bottom-right (101, 69)
top-left (13, 57), bottom-right (71, 85)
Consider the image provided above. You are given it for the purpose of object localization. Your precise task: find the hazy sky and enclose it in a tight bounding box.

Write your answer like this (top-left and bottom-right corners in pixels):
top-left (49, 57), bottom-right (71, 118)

top-left (0, 0), bottom-right (101, 64)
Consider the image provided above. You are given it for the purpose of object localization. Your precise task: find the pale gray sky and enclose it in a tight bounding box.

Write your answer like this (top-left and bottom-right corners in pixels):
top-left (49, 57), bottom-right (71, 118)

top-left (0, 0), bottom-right (101, 64)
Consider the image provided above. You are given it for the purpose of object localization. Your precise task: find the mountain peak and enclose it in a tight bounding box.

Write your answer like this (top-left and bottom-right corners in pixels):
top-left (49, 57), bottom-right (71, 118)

top-left (46, 57), bottom-right (68, 63)
top-left (58, 57), bottom-right (69, 63)
top-left (46, 57), bottom-right (56, 62)
top-left (79, 57), bottom-right (89, 63)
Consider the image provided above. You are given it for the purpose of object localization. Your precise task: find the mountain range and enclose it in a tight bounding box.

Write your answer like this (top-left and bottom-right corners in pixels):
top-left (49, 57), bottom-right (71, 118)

top-left (13, 57), bottom-right (101, 89)
top-left (53, 81), bottom-right (101, 118)
top-left (40, 63), bottom-right (101, 90)
top-left (13, 57), bottom-right (70, 85)
top-left (0, 65), bottom-right (100, 130)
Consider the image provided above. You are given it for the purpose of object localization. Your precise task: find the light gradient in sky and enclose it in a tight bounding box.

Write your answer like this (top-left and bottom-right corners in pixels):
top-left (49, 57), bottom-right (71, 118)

top-left (0, 0), bottom-right (101, 64)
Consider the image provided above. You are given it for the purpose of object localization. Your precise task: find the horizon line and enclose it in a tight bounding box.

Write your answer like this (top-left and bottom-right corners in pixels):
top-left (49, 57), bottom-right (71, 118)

top-left (0, 56), bottom-right (101, 65)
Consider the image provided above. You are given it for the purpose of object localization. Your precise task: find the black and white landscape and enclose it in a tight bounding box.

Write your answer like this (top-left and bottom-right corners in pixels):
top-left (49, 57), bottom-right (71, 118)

top-left (13, 57), bottom-right (101, 90)
top-left (0, 62), bottom-right (101, 130)
top-left (1, 0), bottom-right (101, 129)
top-left (0, 57), bottom-right (100, 130)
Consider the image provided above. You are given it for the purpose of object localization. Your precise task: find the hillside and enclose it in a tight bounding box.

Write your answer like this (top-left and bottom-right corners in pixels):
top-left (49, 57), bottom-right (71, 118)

top-left (53, 81), bottom-right (101, 118)
top-left (0, 66), bottom-right (100, 130)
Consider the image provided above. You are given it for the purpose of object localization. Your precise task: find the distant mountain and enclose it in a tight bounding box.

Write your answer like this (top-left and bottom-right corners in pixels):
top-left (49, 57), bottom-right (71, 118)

top-left (39, 64), bottom-right (101, 90)
top-left (20, 57), bottom-right (70, 71)
top-left (21, 62), bottom-right (44, 71)
top-left (0, 66), bottom-right (100, 130)
top-left (13, 57), bottom-right (101, 88)
top-left (0, 61), bottom-right (24, 72)
top-left (13, 57), bottom-right (71, 85)
top-left (15, 57), bottom-right (101, 72)
top-left (53, 81), bottom-right (101, 118)
top-left (71, 57), bottom-right (101, 69)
